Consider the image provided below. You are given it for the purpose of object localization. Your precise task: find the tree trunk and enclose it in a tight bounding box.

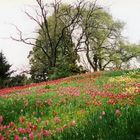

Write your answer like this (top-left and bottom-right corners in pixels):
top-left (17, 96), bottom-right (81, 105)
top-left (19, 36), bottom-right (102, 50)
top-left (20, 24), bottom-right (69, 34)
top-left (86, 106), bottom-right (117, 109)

top-left (93, 54), bottom-right (98, 71)
top-left (50, 48), bottom-right (57, 67)
top-left (98, 58), bottom-right (104, 71)
top-left (86, 46), bottom-right (95, 71)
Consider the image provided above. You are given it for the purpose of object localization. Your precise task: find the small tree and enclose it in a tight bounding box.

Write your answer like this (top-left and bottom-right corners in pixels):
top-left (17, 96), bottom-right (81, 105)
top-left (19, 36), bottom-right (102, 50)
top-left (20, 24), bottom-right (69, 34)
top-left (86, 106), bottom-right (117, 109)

top-left (0, 51), bottom-right (13, 88)
top-left (9, 74), bottom-right (31, 87)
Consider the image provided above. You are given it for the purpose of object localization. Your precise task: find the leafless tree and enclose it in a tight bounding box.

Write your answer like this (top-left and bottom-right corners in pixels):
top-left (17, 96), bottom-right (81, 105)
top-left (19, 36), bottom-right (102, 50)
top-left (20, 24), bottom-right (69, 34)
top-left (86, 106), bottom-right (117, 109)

top-left (11, 0), bottom-right (95, 68)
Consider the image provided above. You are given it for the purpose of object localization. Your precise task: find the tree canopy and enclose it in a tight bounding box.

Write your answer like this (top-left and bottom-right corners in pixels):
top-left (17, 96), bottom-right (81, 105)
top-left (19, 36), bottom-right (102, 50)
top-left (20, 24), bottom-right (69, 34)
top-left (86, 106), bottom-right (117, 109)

top-left (28, 8), bottom-right (83, 81)
top-left (12, 0), bottom-right (140, 80)
top-left (0, 51), bottom-right (13, 88)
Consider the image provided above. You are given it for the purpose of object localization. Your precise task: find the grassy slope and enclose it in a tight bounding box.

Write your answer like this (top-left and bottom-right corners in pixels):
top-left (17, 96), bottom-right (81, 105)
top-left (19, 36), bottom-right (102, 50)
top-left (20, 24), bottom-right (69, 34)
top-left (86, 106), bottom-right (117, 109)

top-left (0, 70), bottom-right (140, 140)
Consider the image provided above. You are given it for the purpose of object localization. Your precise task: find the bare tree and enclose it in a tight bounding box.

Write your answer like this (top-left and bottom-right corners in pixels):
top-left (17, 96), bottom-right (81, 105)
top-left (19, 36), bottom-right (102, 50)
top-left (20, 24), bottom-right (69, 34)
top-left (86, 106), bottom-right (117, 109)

top-left (11, 0), bottom-right (93, 68)
top-left (13, 0), bottom-right (123, 73)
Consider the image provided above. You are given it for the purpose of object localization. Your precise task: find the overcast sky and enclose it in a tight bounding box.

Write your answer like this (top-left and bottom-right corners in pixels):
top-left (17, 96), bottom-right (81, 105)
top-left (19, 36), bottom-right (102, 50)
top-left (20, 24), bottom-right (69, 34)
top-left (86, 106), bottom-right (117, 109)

top-left (0, 0), bottom-right (140, 73)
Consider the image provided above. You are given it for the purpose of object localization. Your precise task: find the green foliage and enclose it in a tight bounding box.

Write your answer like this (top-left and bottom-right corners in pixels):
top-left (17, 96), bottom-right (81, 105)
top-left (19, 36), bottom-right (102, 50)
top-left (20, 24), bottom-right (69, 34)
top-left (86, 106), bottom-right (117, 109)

top-left (48, 55), bottom-right (83, 80)
top-left (112, 41), bottom-right (140, 68)
top-left (105, 70), bottom-right (129, 77)
top-left (0, 70), bottom-right (140, 139)
top-left (105, 69), bottom-right (140, 78)
top-left (8, 74), bottom-right (32, 87)
top-left (0, 51), bottom-right (13, 88)
top-left (29, 47), bottom-right (48, 83)
top-left (80, 5), bottom-right (140, 71)
top-left (81, 7), bottom-right (125, 71)
top-left (29, 6), bottom-right (83, 82)
top-left (29, 45), bottom-right (82, 81)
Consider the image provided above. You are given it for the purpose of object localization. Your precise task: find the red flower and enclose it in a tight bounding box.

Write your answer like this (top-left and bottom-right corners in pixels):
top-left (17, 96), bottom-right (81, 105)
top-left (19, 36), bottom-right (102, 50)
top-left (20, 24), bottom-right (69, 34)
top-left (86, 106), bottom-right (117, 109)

top-left (63, 124), bottom-right (67, 129)
top-left (36, 118), bottom-right (41, 123)
top-left (45, 99), bottom-right (53, 106)
top-left (70, 120), bottom-right (76, 127)
top-left (37, 131), bottom-right (43, 139)
top-left (44, 120), bottom-right (49, 126)
top-left (18, 127), bottom-right (24, 134)
top-left (29, 132), bottom-right (34, 140)
top-left (0, 116), bottom-right (3, 123)
top-left (32, 125), bottom-right (37, 131)
top-left (23, 137), bottom-right (27, 140)
top-left (107, 99), bottom-right (117, 105)
top-left (19, 116), bottom-right (25, 123)
top-left (24, 100), bottom-right (28, 107)
top-left (9, 121), bottom-right (15, 127)
top-left (43, 130), bottom-right (51, 137)
top-left (0, 125), bottom-right (4, 131)
top-left (56, 127), bottom-right (63, 133)
top-left (14, 135), bottom-right (20, 140)
top-left (0, 134), bottom-right (4, 140)
top-left (115, 109), bottom-right (121, 116)
top-left (54, 117), bottom-right (61, 124)
top-left (26, 128), bottom-right (31, 134)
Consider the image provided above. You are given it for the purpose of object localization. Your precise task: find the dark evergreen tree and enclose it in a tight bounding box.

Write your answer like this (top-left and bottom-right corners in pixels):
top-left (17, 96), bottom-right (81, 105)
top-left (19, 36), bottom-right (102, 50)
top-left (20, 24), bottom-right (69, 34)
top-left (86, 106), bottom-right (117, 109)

top-left (0, 51), bottom-right (13, 88)
top-left (28, 11), bottom-right (83, 82)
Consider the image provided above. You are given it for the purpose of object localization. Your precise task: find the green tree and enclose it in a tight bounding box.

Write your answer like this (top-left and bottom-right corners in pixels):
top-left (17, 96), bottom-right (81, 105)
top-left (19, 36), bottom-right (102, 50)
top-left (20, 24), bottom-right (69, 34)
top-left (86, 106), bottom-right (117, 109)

top-left (28, 47), bottom-right (49, 82)
top-left (13, 0), bottom-right (139, 74)
top-left (28, 11), bottom-right (82, 81)
top-left (80, 6), bottom-right (124, 71)
top-left (8, 74), bottom-right (31, 87)
top-left (112, 41), bottom-right (140, 69)
top-left (0, 51), bottom-right (13, 88)
top-left (12, 0), bottom-right (86, 81)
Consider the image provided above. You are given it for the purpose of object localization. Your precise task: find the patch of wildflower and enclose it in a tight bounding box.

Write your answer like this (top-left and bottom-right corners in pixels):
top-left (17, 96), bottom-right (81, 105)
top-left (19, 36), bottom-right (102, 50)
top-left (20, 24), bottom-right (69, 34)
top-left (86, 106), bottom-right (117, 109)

top-left (109, 76), bottom-right (136, 84)
top-left (0, 71), bottom-right (140, 139)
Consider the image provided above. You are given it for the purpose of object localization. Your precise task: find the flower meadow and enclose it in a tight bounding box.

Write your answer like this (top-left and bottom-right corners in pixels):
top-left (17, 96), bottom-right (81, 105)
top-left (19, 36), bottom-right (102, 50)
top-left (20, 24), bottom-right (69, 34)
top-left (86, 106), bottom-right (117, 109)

top-left (0, 70), bottom-right (140, 140)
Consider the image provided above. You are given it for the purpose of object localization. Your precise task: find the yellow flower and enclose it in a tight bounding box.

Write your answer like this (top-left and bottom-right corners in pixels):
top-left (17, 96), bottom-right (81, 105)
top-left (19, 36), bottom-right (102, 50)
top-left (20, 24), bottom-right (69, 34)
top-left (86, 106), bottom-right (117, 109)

top-left (125, 86), bottom-right (138, 94)
top-left (109, 76), bottom-right (135, 84)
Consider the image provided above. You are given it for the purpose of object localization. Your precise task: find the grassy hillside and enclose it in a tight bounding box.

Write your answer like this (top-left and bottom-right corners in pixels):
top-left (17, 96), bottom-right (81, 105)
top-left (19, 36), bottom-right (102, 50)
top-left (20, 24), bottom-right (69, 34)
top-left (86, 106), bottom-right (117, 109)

top-left (0, 70), bottom-right (140, 140)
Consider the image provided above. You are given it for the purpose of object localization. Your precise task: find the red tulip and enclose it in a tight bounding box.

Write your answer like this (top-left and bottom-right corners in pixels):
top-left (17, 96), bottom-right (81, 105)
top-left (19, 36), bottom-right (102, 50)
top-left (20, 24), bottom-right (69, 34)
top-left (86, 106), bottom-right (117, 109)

top-left (70, 120), bottom-right (76, 127)
top-left (0, 134), bottom-right (4, 140)
top-left (14, 135), bottom-right (20, 140)
top-left (0, 116), bottom-right (3, 123)
top-left (23, 137), bottom-right (27, 140)
top-left (19, 116), bottom-right (25, 123)
top-left (18, 128), bottom-right (24, 134)
top-left (54, 117), bottom-right (61, 124)
top-left (43, 130), bottom-right (51, 137)
top-left (29, 132), bottom-right (34, 140)
top-left (115, 109), bottom-right (121, 116)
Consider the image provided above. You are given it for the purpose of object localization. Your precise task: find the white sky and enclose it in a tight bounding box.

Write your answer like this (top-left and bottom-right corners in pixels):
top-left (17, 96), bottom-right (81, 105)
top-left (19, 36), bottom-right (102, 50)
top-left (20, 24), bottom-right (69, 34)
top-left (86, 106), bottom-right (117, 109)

top-left (0, 0), bottom-right (140, 73)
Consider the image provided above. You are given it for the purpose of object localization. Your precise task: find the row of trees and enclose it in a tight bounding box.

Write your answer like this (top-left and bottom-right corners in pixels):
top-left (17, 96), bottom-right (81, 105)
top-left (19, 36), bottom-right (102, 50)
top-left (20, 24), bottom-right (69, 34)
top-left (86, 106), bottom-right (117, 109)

top-left (0, 51), bottom-right (31, 88)
top-left (1, 0), bottom-right (139, 88)
top-left (11, 0), bottom-right (140, 82)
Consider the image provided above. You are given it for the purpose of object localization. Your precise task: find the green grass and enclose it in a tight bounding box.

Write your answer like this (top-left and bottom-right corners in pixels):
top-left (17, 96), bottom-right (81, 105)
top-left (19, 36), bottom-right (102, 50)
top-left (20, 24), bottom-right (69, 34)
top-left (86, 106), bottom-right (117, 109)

top-left (0, 70), bottom-right (140, 139)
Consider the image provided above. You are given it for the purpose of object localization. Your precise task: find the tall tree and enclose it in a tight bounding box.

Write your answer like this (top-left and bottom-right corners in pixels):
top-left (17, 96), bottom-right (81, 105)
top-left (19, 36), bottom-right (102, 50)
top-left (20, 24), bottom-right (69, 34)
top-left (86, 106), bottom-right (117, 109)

top-left (12, 0), bottom-right (88, 80)
top-left (0, 51), bottom-right (13, 88)
top-left (11, 0), bottom-right (85, 67)
top-left (28, 13), bottom-right (82, 81)
top-left (112, 41), bottom-right (140, 69)
top-left (12, 0), bottom-right (138, 75)
top-left (80, 7), bottom-right (124, 71)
